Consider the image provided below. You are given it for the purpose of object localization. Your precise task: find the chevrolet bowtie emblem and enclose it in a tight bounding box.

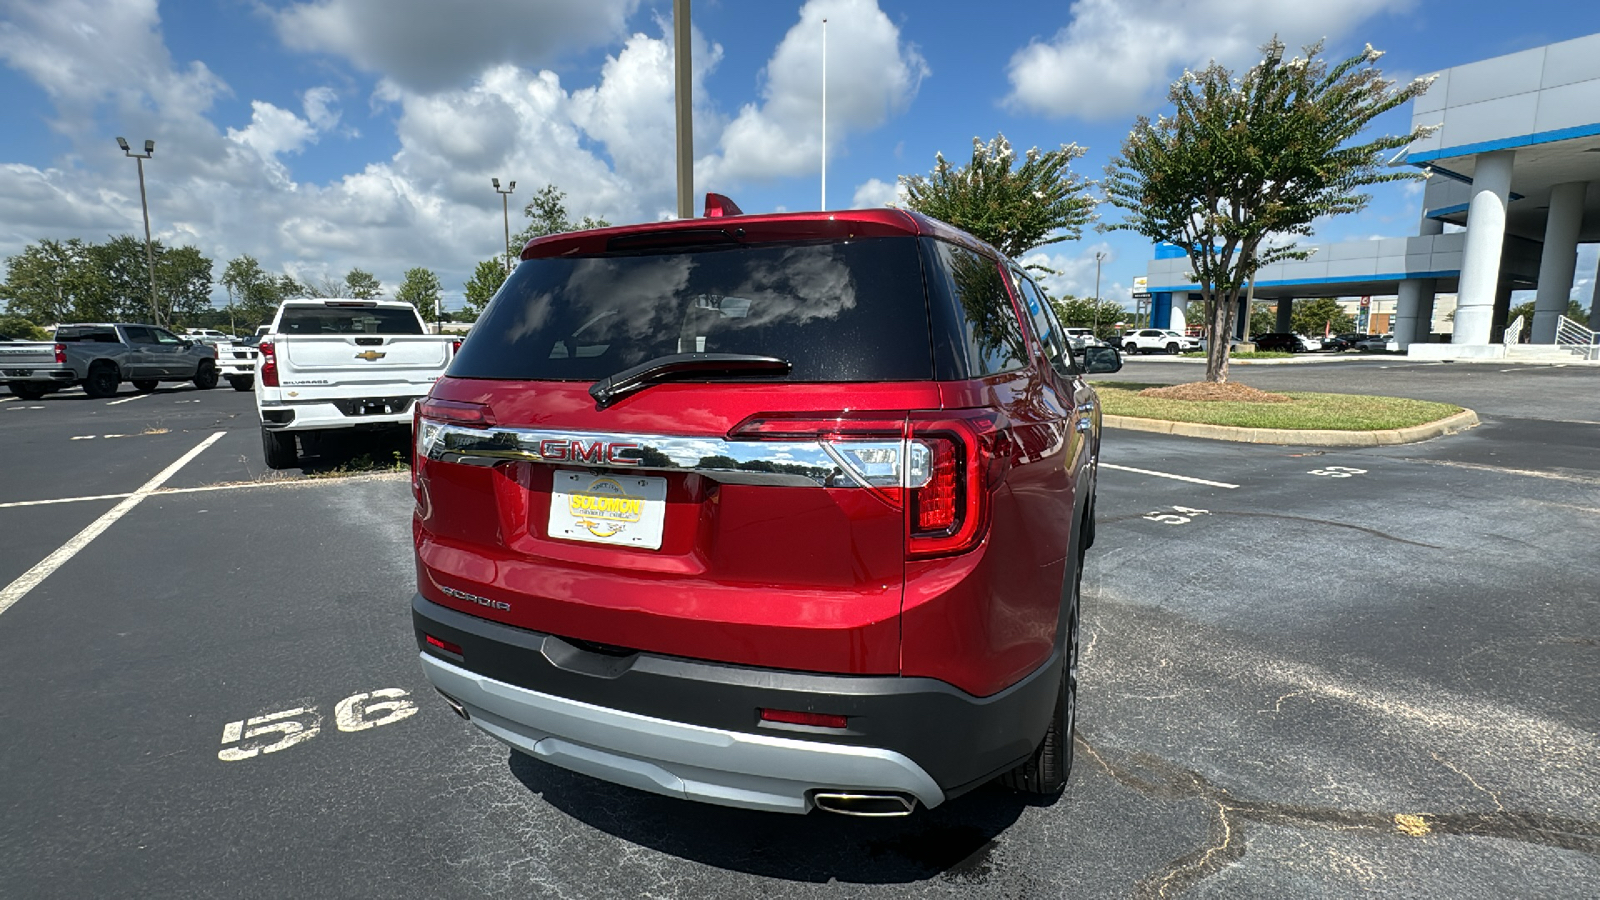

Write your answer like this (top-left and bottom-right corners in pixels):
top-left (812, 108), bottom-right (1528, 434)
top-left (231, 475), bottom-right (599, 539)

top-left (354, 350), bottom-right (387, 361)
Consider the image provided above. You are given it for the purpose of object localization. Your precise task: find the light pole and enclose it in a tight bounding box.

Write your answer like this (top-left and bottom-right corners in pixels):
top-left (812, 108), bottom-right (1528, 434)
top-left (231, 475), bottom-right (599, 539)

top-left (117, 137), bottom-right (161, 327)
top-left (492, 178), bottom-right (516, 273)
top-left (1092, 250), bottom-right (1106, 337)
top-left (820, 17), bottom-right (827, 210)
top-left (673, 0), bottom-right (693, 219)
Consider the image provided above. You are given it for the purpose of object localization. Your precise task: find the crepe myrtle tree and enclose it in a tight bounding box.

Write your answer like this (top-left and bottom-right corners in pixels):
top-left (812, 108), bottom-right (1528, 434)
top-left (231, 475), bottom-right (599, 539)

top-left (901, 133), bottom-right (1097, 262)
top-left (1104, 38), bottom-right (1437, 383)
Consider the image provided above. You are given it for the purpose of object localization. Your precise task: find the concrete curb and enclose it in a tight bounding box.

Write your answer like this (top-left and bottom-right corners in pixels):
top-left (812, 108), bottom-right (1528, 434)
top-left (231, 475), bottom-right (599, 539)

top-left (1103, 408), bottom-right (1480, 446)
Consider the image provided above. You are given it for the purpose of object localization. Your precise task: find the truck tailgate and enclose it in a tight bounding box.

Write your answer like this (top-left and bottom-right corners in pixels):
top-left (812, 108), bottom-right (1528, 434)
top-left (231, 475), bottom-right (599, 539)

top-left (279, 336), bottom-right (448, 383)
top-left (0, 342), bottom-right (60, 369)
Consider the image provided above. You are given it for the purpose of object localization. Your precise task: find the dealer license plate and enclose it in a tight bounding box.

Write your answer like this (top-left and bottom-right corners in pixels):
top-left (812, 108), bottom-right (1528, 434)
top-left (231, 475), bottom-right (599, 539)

top-left (548, 470), bottom-right (667, 549)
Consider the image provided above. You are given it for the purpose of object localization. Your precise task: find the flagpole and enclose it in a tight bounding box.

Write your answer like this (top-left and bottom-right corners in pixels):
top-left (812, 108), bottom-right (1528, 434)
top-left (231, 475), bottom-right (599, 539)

top-left (820, 17), bottom-right (827, 211)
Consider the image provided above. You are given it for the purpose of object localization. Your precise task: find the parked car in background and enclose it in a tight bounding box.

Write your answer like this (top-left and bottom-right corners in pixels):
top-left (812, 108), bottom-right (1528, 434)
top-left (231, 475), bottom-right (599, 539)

top-left (256, 298), bottom-right (459, 469)
top-left (412, 202), bottom-right (1123, 817)
top-left (1325, 333), bottom-right (1371, 352)
top-left (1251, 332), bottom-right (1304, 353)
top-left (1121, 328), bottom-right (1200, 354)
top-left (215, 335), bottom-right (258, 391)
top-left (1062, 327), bottom-right (1103, 350)
top-left (1355, 334), bottom-right (1395, 351)
top-left (183, 328), bottom-right (233, 345)
top-left (1, 323), bottom-right (219, 399)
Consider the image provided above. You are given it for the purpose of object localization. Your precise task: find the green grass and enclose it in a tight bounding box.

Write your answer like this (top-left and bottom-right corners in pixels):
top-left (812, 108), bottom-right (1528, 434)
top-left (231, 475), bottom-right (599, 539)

top-left (1177, 351), bottom-right (1295, 359)
top-left (1095, 386), bottom-right (1463, 431)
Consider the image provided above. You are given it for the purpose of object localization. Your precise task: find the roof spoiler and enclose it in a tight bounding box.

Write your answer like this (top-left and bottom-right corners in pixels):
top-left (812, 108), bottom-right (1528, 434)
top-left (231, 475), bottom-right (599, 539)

top-left (703, 193), bottom-right (744, 218)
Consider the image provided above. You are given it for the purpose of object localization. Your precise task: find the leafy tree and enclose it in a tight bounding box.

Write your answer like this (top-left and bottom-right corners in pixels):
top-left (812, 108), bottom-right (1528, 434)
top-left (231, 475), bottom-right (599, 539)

top-left (462, 258), bottom-right (509, 316)
top-left (1104, 39), bottom-right (1436, 383)
top-left (511, 185), bottom-right (611, 251)
top-left (1504, 299), bottom-right (1584, 340)
top-left (343, 268), bottom-right (383, 299)
top-left (1293, 298), bottom-right (1355, 337)
top-left (0, 239), bottom-right (99, 324)
top-left (221, 255), bottom-right (299, 330)
top-left (1249, 304), bottom-right (1276, 335)
top-left (396, 267), bottom-right (443, 322)
top-left (900, 133), bottom-right (1096, 260)
top-left (157, 245), bottom-right (214, 327)
top-left (1048, 294), bottom-right (1129, 341)
top-left (0, 313), bottom-right (48, 340)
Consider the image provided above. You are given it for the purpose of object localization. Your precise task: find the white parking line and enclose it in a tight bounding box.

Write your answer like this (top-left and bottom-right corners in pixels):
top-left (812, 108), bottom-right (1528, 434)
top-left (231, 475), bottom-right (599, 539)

top-left (0, 396), bottom-right (14, 403)
top-left (0, 431), bottom-right (226, 617)
top-left (1100, 463), bottom-right (1240, 489)
top-left (0, 471), bottom-right (408, 509)
top-left (106, 393), bottom-right (149, 406)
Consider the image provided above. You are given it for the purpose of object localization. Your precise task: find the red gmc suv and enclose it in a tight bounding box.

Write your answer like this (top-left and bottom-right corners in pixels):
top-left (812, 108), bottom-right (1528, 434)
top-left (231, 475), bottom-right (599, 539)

top-left (411, 198), bottom-right (1122, 817)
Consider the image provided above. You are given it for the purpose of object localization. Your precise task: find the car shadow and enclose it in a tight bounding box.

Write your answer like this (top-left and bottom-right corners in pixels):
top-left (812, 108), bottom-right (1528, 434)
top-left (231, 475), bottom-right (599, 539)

top-left (505, 750), bottom-right (1041, 885)
top-left (292, 428), bottom-right (413, 476)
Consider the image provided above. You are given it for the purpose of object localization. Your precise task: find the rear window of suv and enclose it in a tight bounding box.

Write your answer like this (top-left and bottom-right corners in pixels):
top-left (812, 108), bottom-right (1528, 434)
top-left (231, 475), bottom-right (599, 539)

top-left (450, 237), bottom-right (934, 382)
top-left (278, 306), bottom-right (423, 335)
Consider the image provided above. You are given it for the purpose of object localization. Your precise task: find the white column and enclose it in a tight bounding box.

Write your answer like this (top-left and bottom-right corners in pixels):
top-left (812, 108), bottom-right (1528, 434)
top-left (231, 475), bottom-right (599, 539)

top-left (1531, 181), bottom-right (1587, 343)
top-left (1453, 150), bottom-right (1516, 345)
top-left (1275, 298), bottom-right (1293, 332)
top-left (1394, 281), bottom-right (1424, 349)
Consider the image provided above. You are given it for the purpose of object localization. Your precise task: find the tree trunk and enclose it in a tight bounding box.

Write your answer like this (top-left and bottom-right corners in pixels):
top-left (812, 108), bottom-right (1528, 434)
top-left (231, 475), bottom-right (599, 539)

top-left (1206, 292), bottom-right (1234, 383)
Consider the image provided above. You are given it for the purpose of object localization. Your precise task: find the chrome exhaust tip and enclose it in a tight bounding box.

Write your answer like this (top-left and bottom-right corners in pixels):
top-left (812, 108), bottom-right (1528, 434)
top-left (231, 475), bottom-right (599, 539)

top-left (812, 792), bottom-right (917, 817)
top-left (435, 689), bottom-right (470, 720)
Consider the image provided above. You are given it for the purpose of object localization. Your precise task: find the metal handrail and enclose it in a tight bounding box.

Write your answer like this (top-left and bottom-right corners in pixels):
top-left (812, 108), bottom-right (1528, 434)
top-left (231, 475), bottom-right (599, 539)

top-left (1554, 315), bottom-right (1599, 361)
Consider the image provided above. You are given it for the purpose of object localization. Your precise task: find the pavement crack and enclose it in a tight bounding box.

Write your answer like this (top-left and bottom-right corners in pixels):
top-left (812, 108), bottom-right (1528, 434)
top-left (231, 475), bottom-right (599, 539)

top-left (1429, 751), bottom-right (1507, 812)
top-left (1102, 511), bottom-right (1441, 548)
top-left (1080, 737), bottom-right (1600, 898)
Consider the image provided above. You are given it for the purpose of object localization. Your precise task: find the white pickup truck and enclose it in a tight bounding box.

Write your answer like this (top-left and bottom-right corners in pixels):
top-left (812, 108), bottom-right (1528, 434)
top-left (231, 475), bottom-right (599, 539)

top-left (256, 299), bottom-right (458, 469)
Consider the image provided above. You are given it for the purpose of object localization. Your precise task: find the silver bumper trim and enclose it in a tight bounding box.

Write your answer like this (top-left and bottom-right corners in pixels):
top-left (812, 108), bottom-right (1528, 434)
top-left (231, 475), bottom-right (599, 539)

top-left (419, 653), bottom-right (945, 814)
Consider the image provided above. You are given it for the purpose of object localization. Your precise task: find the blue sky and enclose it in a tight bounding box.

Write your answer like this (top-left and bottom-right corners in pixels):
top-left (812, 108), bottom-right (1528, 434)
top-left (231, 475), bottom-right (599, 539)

top-left (2, 0), bottom-right (1599, 311)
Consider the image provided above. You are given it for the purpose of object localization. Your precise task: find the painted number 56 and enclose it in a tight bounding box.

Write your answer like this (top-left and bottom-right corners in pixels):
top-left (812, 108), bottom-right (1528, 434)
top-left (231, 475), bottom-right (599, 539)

top-left (218, 688), bottom-right (417, 762)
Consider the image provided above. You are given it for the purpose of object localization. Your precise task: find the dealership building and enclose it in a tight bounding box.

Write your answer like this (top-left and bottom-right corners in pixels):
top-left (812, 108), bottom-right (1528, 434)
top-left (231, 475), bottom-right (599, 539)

top-left (1142, 32), bottom-right (1600, 359)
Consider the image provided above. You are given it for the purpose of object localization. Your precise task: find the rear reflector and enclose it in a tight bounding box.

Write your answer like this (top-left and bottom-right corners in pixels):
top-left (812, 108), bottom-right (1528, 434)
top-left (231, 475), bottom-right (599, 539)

top-left (760, 708), bottom-right (847, 729)
top-left (425, 634), bottom-right (463, 656)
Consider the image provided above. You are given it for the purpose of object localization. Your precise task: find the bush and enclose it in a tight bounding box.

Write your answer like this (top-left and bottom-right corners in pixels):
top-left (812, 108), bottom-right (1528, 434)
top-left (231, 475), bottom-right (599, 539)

top-left (0, 314), bottom-right (49, 341)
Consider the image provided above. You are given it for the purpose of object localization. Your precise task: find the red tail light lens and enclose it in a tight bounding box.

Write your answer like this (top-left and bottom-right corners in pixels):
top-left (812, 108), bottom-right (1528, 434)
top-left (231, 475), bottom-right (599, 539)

top-left (451, 339), bottom-right (462, 355)
top-left (913, 438), bottom-right (959, 532)
top-left (729, 412), bottom-right (905, 441)
top-left (258, 341), bottom-right (278, 387)
top-left (54, 343), bottom-right (65, 364)
top-left (418, 398), bottom-right (495, 428)
top-left (760, 708), bottom-right (846, 729)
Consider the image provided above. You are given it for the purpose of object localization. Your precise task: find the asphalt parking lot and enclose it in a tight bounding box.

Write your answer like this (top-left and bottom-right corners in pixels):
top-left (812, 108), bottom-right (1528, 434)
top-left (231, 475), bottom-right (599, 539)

top-left (1, 365), bottom-right (1597, 898)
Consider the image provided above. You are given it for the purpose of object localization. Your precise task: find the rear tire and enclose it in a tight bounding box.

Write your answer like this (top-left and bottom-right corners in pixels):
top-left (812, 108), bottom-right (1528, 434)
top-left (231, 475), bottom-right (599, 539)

top-left (193, 361), bottom-right (218, 390)
top-left (1123, 342), bottom-right (1138, 354)
top-left (228, 375), bottom-right (254, 392)
top-left (1000, 541), bottom-right (1080, 796)
top-left (133, 379), bottom-right (158, 392)
top-left (7, 383), bottom-right (46, 401)
top-left (262, 427), bottom-right (298, 470)
top-left (1165, 342), bottom-right (1179, 354)
top-left (84, 363), bottom-right (119, 399)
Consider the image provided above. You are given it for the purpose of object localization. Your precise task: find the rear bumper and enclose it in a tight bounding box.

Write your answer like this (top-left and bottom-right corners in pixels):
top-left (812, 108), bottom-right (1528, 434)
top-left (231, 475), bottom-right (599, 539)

top-left (2, 368), bottom-right (75, 384)
top-left (218, 359), bottom-right (256, 376)
top-left (412, 594), bottom-right (1060, 814)
top-left (259, 395), bottom-right (420, 431)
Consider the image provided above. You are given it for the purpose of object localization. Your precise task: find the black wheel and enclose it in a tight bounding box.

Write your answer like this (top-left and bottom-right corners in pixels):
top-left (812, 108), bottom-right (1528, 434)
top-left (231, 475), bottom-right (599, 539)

top-left (133, 379), bottom-right (159, 392)
top-left (1083, 493), bottom-right (1097, 550)
top-left (228, 375), bottom-right (254, 392)
top-left (1165, 342), bottom-right (1179, 355)
top-left (193, 361), bottom-right (218, 390)
top-left (7, 383), bottom-right (46, 401)
top-left (1000, 542), bottom-right (1080, 796)
top-left (262, 427), bottom-right (298, 470)
top-left (1123, 342), bottom-right (1138, 354)
top-left (84, 363), bottom-right (119, 399)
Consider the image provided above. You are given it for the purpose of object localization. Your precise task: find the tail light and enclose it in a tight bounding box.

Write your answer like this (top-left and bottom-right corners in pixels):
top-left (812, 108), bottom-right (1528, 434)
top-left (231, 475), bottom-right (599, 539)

top-left (414, 398), bottom-right (496, 499)
top-left (259, 341), bottom-right (278, 387)
top-left (450, 339), bottom-right (462, 355)
top-left (729, 410), bottom-right (1000, 559)
top-left (54, 343), bottom-right (65, 364)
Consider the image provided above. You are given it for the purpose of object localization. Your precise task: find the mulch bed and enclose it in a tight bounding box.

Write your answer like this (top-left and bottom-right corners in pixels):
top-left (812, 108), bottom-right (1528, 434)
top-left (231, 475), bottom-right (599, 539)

top-left (1137, 382), bottom-right (1292, 403)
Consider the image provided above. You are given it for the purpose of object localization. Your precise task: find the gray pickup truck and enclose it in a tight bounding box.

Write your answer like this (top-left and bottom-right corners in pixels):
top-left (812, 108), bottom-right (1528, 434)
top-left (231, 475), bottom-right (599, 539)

top-left (1, 323), bottom-right (221, 400)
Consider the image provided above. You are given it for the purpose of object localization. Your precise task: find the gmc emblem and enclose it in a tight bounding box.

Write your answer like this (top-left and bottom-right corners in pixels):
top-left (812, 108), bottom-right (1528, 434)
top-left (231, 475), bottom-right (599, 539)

top-left (537, 439), bottom-right (641, 466)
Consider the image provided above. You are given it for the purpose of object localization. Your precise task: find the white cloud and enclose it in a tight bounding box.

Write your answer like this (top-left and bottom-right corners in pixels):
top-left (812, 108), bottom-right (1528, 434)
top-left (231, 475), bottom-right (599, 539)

top-left (849, 177), bottom-right (904, 208)
top-left (1005, 0), bottom-right (1404, 120)
top-left (270, 0), bottom-right (641, 93)
top-left (228, 102), bottom-right (317, 160)
top-left (302, 87), bottom-right (342, 132)
top-left (699, 0), bottom-right (927, 189)
top-left (1019, 242), bottom-right (1119, 301)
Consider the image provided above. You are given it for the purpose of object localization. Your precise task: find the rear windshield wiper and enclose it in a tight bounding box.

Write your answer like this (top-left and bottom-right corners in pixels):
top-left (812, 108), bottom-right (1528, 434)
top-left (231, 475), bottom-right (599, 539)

top-left (589, 353), bottom-right (791, 408)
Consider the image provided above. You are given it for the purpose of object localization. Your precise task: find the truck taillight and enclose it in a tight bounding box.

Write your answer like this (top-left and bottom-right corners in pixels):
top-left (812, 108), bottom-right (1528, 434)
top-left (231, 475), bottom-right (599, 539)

top-left (54, 343), bottom-right (65, 365)
top-left (259, 341), bottom-right (278, 387)
top-left (451, 339), bottom-right (462, 355)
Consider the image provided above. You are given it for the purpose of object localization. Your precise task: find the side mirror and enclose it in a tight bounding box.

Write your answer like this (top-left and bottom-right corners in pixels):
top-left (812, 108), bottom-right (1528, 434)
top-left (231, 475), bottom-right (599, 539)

top-left (1082, 345), bottom-right (1123, 374)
